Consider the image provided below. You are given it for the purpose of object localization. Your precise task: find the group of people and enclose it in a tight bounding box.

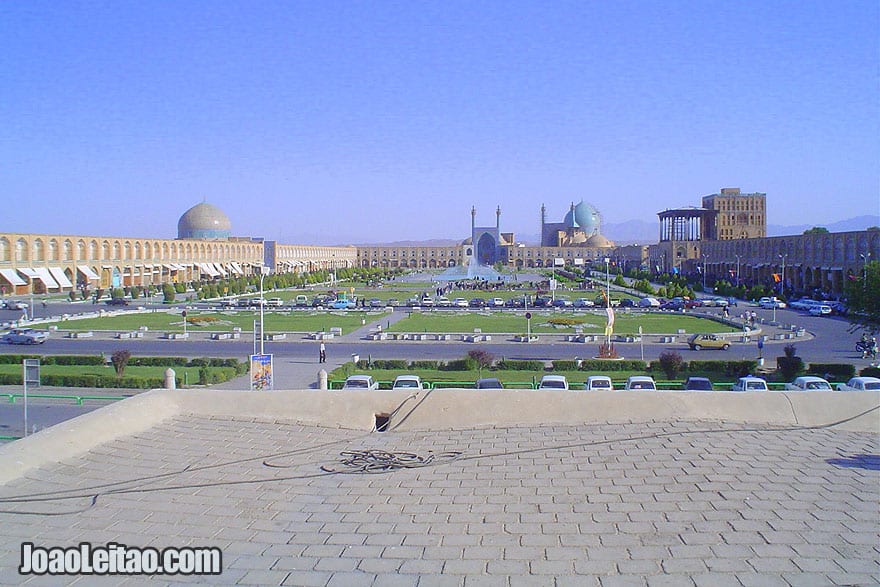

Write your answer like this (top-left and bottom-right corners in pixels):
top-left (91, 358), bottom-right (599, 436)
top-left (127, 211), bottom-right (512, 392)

top-left (858, 333), bottom-right (877, 359)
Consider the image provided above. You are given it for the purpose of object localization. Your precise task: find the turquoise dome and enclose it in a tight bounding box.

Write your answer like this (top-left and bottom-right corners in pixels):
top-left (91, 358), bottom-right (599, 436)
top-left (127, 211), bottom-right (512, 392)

top-left (563, 201), bottom-right (601, 234)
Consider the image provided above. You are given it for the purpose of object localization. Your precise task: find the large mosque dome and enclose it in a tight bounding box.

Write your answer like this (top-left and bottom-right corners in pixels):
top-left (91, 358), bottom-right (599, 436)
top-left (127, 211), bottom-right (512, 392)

top-left (563, 201), bottom-right (601, 235)
top-left (177, 202), bottom-right (232, 239)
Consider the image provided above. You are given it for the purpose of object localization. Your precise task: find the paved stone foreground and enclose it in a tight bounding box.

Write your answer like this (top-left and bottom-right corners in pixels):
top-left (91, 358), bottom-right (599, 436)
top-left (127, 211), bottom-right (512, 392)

top-left (0, 417), bottom-right (877, 587)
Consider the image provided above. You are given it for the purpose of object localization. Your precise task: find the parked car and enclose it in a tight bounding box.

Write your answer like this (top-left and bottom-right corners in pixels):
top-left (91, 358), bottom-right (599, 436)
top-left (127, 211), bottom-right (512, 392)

top-left (660, 300), bottom-right (684, 311)
top-left (475, 378), bottom-right (504, 389)
top-left (809, 304), bottom-right (832, 316)
top-left (731, 376), bottom-right (769, 391)
top-left (683, 299), bottom-right (703, 309)
top-left (368, 298), bottom-right (385, 307)
top-left (452, 298), bottom-right (469, 308)
top-left (392, 375), bottom-right (423, 390)
top-left (341, 375), bottom-right (379, 390)
top-left (506, 297), bottom-right (526, 308)
top-left (552, 296), bottom-right (573, 308)
top-left (538, 375), bottom-right (569, 390)
top-left (105, 298), bottom-right (128, 306)
top-left (573, 298), bottom-right (595, 308)
top-left (758, 297), bottom-right (786, 309)
top-left (638, 297), bottom-right (661, 308)
top-left (583, 375), bottom-right (614, 391)
top-left (836, 377), bottom-right (880, 391)
top-left (265, 297), bottom-right (284, 307)
top-left (386, 298), bottom-right (400, 307)
top-left (619, 298), bottom-right (636, 308)
top-left (312, 295), bottom-right (332, 308)
top-left (4, 300), bottom-right (29, 311)
top-left (687, 333), bottom-right (730, 351)
top-left (294, 295), bottom-right (309, 307)
top-left (420, 297), bottom-right (435, 307)
top-left (2, 328), bottom-right (48, 345)
top-left (436, 297), bottom-right (452, 307)
top-left (489, 298), bottom-right (505, 308)
top-left (684, 377), bottom-right (714, 391)
top-left (331, 299), bottom-right (356, 309)
top-left (532, 296), bottom-right (552, 308)
top-left (624, 376), bottom-right (656, 390)
top-left (468, 298), bottom-right (486, 308)
top-left (785, 376), bottom-right (832, 391)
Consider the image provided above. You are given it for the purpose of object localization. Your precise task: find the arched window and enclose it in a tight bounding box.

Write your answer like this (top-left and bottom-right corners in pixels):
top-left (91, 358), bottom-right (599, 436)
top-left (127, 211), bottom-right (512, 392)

top-left (16, 238), bottom-right (28, 262)
top-left (63, 240), bottom-right (73, 261)
top-left (33, 239), bottom-right (45, 261)
top-left (0, 237), bottom-right (9, 262)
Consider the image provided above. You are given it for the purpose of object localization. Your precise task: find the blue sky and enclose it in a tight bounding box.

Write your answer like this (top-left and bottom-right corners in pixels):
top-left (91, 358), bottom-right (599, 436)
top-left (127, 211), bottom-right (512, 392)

top-left (2, 1), bottom-right (878, 244)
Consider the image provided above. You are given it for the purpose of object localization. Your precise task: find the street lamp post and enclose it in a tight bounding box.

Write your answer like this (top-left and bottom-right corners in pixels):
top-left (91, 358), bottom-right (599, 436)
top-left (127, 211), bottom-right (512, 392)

top-left (734, 255), bottom-right (742, 288)
top-left (701, 255), bottom-right (708, 292)
top-left (778, 254), bottom-right (788, 299)
top-left (604, 257), bottom-right (610, 307)
top-left (259, 265), bottom-right (268, 355)
top-left (860, 253), bottom-right (871, 285)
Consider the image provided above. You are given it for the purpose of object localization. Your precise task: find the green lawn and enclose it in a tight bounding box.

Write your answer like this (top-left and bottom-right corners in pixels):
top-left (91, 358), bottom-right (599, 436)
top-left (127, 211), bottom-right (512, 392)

top-left (388, 312), bottom-right (738, 335)
top-left (41, 310), bottom-right (385, 334)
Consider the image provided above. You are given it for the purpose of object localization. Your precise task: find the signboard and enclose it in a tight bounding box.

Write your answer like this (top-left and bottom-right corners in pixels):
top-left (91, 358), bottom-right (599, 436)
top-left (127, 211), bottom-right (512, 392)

top-left (250, 354), bottom-right (274, 391)
top-left (549, 279), bottom-right (558, 291)
top-left (23, 359), bottom-right (40, 387)
top-left (573, 258), bottom-right (584, 266)
top-left (554, 258), bottom-right (565, 267)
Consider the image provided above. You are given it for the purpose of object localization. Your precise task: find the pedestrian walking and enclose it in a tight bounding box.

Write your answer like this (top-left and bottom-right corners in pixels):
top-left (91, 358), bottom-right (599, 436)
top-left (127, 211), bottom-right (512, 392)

top-left (319, 342), bottom-right (326, 363)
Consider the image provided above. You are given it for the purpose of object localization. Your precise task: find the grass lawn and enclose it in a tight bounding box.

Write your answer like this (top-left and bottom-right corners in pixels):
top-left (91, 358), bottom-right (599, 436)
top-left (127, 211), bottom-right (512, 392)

top-left (41, 310), bottom-right (385, 334)
top-left (388, 312), bottom-right (738, 335)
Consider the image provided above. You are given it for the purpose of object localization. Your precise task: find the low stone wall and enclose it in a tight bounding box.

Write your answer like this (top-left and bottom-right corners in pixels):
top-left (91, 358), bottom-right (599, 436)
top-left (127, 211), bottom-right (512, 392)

top-left (1, 389), bottom-right (876, 485)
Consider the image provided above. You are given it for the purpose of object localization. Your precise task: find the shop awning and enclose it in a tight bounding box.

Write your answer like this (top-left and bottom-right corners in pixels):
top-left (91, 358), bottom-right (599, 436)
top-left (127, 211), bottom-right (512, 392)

top-left (77, 265), bottom-right (100, 280)
top-left (20, 267), bottom-right (61, 289)
top-left (48, 267), bottom-right (73, 288)
top-left (0, 268), bottom-right (26, 286)
top-left (198, 263), bottom-right (220, 276)
top-left (229, 262), bottom-right (244, 274)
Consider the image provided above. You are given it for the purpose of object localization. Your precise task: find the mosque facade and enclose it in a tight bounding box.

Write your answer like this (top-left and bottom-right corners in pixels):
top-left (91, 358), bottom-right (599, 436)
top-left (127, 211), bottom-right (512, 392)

top-left (0, 194), bottom-right (874, 297)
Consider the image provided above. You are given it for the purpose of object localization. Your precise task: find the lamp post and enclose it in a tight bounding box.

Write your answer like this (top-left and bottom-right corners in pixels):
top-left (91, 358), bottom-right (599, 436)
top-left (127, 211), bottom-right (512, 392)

top-left (778, 253), bottom-right (788, 299)
top-left (701, 255), bottom-right (708, 292)
top-left (734, 254), bottom-right (742, 288)
top-left (604, 257), bottom-right (610, 307)
top-left (860, 253), bottom-right (871, 285)
top-left (259, 265), bottom-right (268, 355)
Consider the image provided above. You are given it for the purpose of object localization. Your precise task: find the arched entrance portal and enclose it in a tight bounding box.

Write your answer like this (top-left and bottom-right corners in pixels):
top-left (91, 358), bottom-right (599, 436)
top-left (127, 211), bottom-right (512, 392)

top-left (477, 233), bottom-right (496, 266)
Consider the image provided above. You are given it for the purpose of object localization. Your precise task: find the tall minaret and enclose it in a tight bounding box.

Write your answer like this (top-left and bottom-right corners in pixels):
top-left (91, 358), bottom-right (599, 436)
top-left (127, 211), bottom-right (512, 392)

top-left (569, 202), bottom-right (577, 227)
top-left (496, 205), bottom-right (501, 230)
top-left (540, 204), bottom-right (546, 246)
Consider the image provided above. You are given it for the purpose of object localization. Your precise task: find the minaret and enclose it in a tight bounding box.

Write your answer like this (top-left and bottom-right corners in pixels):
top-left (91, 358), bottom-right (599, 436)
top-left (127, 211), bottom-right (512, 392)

top-left (540, 204), bottom-right (546, 246)
top-left (471, 206), bottom-right (476, 232)
top-left (496, 205), bottom-right (501, 230)
top-left (569, 202), bottom-right (577, 227)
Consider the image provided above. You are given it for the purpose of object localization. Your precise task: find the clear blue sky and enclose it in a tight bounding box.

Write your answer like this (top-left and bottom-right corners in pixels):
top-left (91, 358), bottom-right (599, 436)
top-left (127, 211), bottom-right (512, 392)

top-left (2, 1), bottom-right (878, 244)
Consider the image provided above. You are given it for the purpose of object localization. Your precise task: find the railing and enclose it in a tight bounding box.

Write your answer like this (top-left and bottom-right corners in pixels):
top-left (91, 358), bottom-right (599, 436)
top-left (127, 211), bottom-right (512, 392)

top-left (328, 380), bottom-right (790, 391)
top-left (2, 393), bottom-right (128, 406)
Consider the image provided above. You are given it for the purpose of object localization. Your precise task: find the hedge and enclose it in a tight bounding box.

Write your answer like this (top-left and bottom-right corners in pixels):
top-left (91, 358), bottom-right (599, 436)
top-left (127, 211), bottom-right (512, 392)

top-left (551, 360), bottom-right (579, 371)
top-left (408, 360), bottom-right (440, 370)
top-left (859, 367), bottom-right (880, 378)
top-left (579, 360), bottom-right (647, 372)
top-left (0, 355), bottom-right (103, 366)
top-left (686, 360), bottom-right (758, 377)
top-left (442, 358), bottom-right (477, 371)
top-left (806, 363), bottom-right (856, 380)
top-left (495, 360), bottom-right (544, 371)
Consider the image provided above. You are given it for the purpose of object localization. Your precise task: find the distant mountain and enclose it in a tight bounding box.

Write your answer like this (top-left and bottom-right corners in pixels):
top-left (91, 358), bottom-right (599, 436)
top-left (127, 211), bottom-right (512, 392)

top-left (602, 219), bottom-right (659, 244)
top-left (768, 215), bottom-right (880, 237)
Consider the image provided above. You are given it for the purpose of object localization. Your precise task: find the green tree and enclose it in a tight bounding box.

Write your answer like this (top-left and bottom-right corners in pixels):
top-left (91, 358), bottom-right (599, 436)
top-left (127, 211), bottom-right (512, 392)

top-left (845, 260), bottom-right (880, 335)
top-left (162, 283), bottom-right (176, 303)
top-left (657, 351), bottom-right (685, 379)
top-left (803, 227), bottom-right (829, 235)
top-left (111, 350), bottom-right (131, 378)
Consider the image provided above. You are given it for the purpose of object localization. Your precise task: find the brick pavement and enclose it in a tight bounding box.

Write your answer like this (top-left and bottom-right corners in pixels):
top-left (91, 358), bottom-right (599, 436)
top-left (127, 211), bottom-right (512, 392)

top-left (0, 417), bottom-right (877, 586)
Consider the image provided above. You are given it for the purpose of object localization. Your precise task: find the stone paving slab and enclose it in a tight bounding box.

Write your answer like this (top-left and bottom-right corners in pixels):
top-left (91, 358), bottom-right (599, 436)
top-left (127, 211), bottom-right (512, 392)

top-left (0, 416), bottom-right (877, 586)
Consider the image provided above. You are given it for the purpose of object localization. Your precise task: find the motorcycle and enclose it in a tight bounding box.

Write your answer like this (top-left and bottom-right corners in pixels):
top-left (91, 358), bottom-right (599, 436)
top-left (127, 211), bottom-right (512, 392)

top-left (856, 340), bottom-right (877, 359)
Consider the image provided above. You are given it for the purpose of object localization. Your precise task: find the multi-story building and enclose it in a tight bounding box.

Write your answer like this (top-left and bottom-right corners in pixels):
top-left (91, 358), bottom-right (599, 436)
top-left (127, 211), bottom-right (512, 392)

top-left (702, 187), bottom-right (767, 240)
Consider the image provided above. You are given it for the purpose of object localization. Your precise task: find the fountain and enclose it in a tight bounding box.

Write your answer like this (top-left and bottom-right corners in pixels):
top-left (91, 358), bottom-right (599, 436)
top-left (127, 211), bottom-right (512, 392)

top-left (434, 260), bottom-right (507, 282)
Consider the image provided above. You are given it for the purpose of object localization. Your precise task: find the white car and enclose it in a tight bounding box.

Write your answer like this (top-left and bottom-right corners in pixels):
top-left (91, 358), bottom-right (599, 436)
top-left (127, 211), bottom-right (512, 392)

top-left (436, 297), bottom-right (452, 307)
top-left (538, 375), bottom-right (569, 390)
top-left (452, 298), bottom-right (469, 308)
top-left (265, 297), bottom-right (284, 307)
top-left (785, 376), bottom-right (832, 391)
top-left (392, 375), bottom-right (423, 390)
top-left (638, 297), bottom-right (661, 308)
top-left (758, 297), bottom-right (786, 309)
top-left (489, 298), bottom-right (505, 308)
top-left (583, 376), bottom-right (614, 391)
top-left (341, 375), bottom-right (379, 390)
top-left (624, 376), bottom-right (656, 390)
top-left (809, 305), bottom-right (832, 316)
top-left (731, 376), bottom-right (769, 391)
top-left (573, 298), bottom-right (595, 308)
top-left (2, 328), bottom-right (48, 345)
top-left (4, 300), bottom-right (29, 311)
top-left (836, 377), bottom-right (880, 391)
